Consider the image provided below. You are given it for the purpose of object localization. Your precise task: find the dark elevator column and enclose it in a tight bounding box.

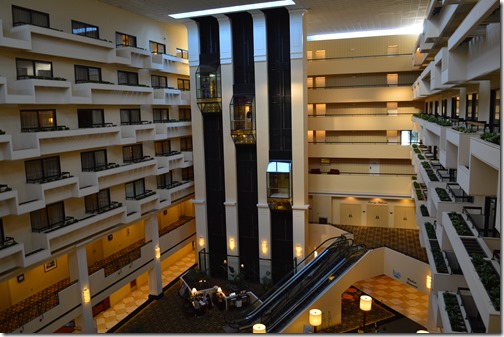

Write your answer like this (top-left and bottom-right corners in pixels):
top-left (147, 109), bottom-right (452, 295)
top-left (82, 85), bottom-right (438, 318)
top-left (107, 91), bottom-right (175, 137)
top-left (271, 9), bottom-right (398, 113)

top-left (228, 12), bottom-right (259, 282)
top-left (194, 16), bottom-right (227, 279)
top-left (264, 7), bottom-right (294, 283)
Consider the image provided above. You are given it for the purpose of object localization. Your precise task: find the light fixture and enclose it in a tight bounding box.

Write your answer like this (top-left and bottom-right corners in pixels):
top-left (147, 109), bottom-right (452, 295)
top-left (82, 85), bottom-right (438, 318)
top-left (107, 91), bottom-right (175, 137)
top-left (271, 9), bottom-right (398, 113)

top-left (169, 0), bottom-right (295, 19)
top-left (191, 288), bottom-right (197, 296)
top-left (198, 236), bottom-right (205, 248)
top-left (252, 323), bottom-right (266, 333)
top-left (229, 237), bottom-right (236, 251)
top-left (83, 288), bottom-right (91, 303)
top-left (307, 24), bottom-right (423, 41)
top-left (217, 287), bottom-right (222, 294)
top-left (240, 263), bottom-right (245, 269)
top-left (261, 240), bottom-right (268, 255)
top-left (309, 309), bottom-right (322, 332)
top-left (426, 275), bottom-right (431, 289)
top-left (295, 244), bottom-right (303, 257)
top-left (48, 117), bottom-right (54, 124)
top-left (359, 295), bottom-right (372, 332)
top-left (416, 330), bottom-right (429, 333)
top-left (155, 246), bottom-right (161, 260)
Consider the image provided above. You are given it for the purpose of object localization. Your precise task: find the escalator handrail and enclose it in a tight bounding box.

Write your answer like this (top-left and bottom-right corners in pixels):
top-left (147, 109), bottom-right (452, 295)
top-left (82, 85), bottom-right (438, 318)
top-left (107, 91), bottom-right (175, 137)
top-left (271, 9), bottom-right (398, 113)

top-left (228, 237), bottom-right (352, 327)
top-left (229, 238), bottom-right (358, 329)
top-left (266, 245), bottom-right (367, 332)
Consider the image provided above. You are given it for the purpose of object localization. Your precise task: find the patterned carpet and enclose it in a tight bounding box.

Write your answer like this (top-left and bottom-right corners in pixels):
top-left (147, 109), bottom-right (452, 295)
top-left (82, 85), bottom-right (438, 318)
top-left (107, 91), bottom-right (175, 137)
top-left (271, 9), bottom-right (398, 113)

top-left (335, 225), bottom-right (428, 263)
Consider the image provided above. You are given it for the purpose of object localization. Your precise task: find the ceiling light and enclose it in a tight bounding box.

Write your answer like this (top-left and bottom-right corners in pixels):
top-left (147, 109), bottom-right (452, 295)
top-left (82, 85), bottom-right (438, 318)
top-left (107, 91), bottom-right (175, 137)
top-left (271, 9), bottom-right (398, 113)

top-left (307, 24), bottom-right (423, 41)
top-left (169, 0), bottom-right (295, 19)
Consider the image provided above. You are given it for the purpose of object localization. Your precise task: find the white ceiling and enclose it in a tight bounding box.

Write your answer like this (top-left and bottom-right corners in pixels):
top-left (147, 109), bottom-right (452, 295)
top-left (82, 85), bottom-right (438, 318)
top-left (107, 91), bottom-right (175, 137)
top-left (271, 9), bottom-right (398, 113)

top-left (98, 0), bottom-right (429, 37)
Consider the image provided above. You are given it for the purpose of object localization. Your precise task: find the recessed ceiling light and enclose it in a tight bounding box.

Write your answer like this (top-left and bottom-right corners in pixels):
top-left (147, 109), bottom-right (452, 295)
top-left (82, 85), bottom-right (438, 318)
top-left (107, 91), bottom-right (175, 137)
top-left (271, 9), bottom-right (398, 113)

top-left (169, 0), bottom-right (296, 19)
top-left (307, 24), bottom-right (423, 41)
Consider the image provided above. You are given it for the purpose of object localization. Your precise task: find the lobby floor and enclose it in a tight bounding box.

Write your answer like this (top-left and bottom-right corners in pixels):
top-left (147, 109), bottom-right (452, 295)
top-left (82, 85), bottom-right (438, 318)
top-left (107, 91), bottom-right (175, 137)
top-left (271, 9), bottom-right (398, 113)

top-left (93, 225), bottom-right (430, 333)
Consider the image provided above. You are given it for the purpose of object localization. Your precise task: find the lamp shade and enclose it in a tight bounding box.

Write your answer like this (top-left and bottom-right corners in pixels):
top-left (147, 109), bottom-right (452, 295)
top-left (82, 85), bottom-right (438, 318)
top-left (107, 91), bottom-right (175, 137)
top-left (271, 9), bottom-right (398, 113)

top-left (309, 308), bottom-right (322, 326)
top-left (191, 288), bottom-right (197, 296)
top-left (360, 295), bottom-right (372, 311)
top-left (416, 330), bottom-right (429, 333)
top-left (253, 323), bottom-right (266, 333)
top-left (217, 287), bottom-right (222, 293)
top-left (155, 246), bottom-right (161, 259)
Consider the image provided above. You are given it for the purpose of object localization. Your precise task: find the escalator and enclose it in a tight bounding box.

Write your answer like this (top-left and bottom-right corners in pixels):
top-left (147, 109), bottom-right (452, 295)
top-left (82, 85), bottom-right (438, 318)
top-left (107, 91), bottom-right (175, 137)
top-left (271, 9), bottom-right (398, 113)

top-left (225, 235), bottom-right (367, 332)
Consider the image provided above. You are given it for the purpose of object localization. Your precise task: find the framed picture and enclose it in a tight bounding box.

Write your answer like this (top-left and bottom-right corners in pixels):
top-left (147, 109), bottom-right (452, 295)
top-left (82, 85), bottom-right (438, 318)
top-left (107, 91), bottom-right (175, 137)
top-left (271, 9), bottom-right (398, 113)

top-left (44, 259), bottom-right (57, 272)
top-left (17, 274), bottom-right (24, 283)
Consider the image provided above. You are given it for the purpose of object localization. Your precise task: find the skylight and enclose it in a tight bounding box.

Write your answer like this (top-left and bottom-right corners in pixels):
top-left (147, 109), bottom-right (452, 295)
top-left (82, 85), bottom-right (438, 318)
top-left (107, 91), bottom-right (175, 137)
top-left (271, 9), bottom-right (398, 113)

top-left (169, 0), bottom-right (296, 19)
top-left (307, 24), bottom-right (424, 41)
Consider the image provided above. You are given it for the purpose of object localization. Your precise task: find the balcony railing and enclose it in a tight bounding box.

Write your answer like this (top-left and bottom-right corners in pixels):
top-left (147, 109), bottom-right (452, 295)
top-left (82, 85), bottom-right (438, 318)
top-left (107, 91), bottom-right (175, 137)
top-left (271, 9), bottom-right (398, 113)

top-left (126, 190), bottom-right (156, 201)
top-left (0, 237), bottom-right (17, 250)
top-left (446, 183), bottom-right (473, 202)
top-left (32, 216), bottom-right (79, 233)
top-left (21, 125), bottom-right (69, 133)
top-left (0, 278), bottom-right (77, 333)
top-left (26, 171), bottom-right (73, 184)
top-left (463, 207), bottom-right (499, 238)
top-left (88, 239), bottom-right (146, 276)
top-left (82, 163), bottom-right (120, 172)
top-left (158, 216), bottom-right (194, 237)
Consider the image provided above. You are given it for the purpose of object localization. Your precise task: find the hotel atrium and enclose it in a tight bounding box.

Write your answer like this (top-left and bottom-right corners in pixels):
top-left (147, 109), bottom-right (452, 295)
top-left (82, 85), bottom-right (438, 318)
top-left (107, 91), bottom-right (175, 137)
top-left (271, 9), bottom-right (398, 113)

top-left (0, 0), bottom-right (500, 333)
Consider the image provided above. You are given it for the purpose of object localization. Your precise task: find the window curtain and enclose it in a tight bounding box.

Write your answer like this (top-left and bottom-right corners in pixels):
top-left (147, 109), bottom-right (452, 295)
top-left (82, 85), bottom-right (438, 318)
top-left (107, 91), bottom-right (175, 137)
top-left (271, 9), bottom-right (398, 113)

top-left (47, 202), bottom-right (65, 226)
top-left (25, 160), bottom-right (43, 182)
top-left (43, 157), bottom-right (60, 179)
top-left (20, 110), bottom-right (39, 130)
top-left (30, 208), bottom-right (49, 231)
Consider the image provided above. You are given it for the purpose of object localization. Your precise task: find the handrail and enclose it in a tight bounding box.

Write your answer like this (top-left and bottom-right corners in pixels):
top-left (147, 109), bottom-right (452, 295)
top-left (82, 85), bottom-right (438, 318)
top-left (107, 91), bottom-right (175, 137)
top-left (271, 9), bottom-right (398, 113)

top-left (226, 236), bottom-right (355, 330)
top-left (267, 245), bottom-right (367, 332)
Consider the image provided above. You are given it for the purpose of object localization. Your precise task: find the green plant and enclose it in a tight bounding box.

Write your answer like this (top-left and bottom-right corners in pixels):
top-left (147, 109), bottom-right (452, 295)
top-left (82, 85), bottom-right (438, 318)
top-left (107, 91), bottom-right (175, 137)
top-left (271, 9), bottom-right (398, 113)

top-left (261, 271), bottom-right (273, 293)
top-left (435, 187), bottom-right (451, 201)
top-left (425, 168), bottom-right (439, 182)
top-left (416, 189), bottom-right (425, 201)
top-left (420, 205), bottom-right (429, 217)
top-left (471, 254), bottom-right (500, 311)
top-left (226, 265), bottom-right (248, 293)
top-left (413, 181), bottom-right (420, 189)
top-left (417, 154), bottom-right (425, 160)
top-left (452, 126), bottom-right (476, 133)
top-left (421, 161), bottom-right (431, 168)
top-left (448, 212), bottom-right (472, 236)
top-left (425, 222), bottom-right (436, 239)
top-left (481, 132), bottom-right (500, 145)
top-left (432, 247), bottom-right (448, 273)
top-left (443, 292), bottom-right (467, 332)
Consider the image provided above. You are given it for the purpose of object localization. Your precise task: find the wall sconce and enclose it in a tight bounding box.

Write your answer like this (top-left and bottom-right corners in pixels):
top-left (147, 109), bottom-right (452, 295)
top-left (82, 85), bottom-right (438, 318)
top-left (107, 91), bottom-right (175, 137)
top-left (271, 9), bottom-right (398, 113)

top-left (229, 237), bottom-right (236, 251)
top-left (309, 308), bottom-right (322, 332)
top-left (191, 288), bottom-right (197, 296)
top-left (252, 323), bottom-right (266, 333)
top-left (295, 244), bottom-right (303, 257)
top-left (83, 288), bottom-right (91, 304)
top-left (261, 240), bottom-right (268, 255)
top-left (198, 236), bottom-right (205, 248)
top-left (155, 246), bottom-right (161, 260)
top-left (240, 263), bottom-right (245, 269)
top-left (426, 275), bottom-right (431, 289)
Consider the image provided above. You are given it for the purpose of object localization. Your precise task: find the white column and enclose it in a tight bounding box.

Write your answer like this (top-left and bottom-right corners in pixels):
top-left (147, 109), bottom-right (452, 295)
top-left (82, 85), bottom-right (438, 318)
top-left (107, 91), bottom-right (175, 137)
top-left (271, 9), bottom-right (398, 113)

top-left (145, 216), bottom-right (163, 298)
top-left (215, 14), bottom-right (239, 276)
top-left (73, 246), bottom-right (96, 334)
top-left (477, 80), bottom-right (491, 122)
top-left (458, 87), bottom-right (467, 119)
top-left (185, 19), bottom-right (209, 268)
top-left (251, 10), bottom-right (272, 280)
top-left (289, 9), bottom-right (309, 263)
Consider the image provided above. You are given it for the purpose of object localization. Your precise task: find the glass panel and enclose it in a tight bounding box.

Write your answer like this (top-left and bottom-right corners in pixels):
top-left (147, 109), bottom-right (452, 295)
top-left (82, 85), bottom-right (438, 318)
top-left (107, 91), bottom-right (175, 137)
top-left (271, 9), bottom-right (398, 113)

top-left (20, 110), bottom-right (38, 130)
top-left (25, 159), bottom-right (43, 182)
top-left (16, 59), bottom-right (34, 78)
top-left (38, 110), bottom-right (55, 128)
top-left (125, 182), bottom-right (135, 199)
top-left (98, 189), bottom-right (110, 208)
top-left (81, 152), bottom-right (95, 171)
top-left (35, 62), bottom-right (52, 78)
top-left (88, 67), bottom-right (101, 82)
top-left (43, 157), bottom-right (60, 179)
top-left (47, 202), bottom-right (64, 226)
top-left (94, 150), bottom-right (107, 168)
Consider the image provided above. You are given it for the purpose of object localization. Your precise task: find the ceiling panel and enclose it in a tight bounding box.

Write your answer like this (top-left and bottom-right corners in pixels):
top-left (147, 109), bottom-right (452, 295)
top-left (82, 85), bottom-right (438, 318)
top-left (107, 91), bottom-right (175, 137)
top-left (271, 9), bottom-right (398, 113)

top-left (98, 0), bottom-right (429, 37)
